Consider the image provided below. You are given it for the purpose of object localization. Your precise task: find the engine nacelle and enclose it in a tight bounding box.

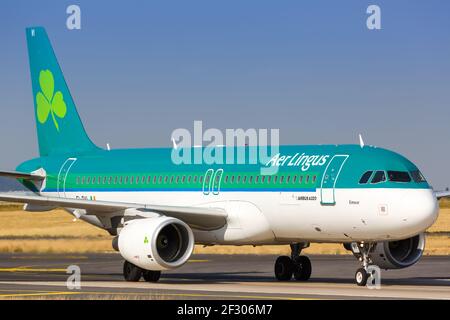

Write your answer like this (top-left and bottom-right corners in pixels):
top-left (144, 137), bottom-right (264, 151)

top-left (370, 233), bottom-right (425, 270)
top-left (118, 216), bottom-right (194, 271)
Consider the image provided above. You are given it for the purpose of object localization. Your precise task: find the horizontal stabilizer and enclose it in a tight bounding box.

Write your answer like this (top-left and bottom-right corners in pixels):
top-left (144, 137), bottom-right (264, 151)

top-left (0, 170), bottom-right (45, 181)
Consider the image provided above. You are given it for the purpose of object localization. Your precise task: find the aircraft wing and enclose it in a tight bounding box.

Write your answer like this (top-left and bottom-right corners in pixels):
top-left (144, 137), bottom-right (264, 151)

top-left (435, 190), bottom-right (450, 200)
top-left (0, 170), bottom-right (45, 181)
top-left (0, 193), bottom-right (227, 230)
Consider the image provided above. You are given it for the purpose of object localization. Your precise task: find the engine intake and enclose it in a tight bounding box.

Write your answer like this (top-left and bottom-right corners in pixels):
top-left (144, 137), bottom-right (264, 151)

top-left (118, 216), bottom-right (194, 271)
top-left (370, 233), bottom-right (425, 269)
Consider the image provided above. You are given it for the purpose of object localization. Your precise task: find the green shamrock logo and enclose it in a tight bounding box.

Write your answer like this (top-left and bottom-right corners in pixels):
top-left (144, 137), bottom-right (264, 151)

top-left (36, 70), bottom-right (67, 131)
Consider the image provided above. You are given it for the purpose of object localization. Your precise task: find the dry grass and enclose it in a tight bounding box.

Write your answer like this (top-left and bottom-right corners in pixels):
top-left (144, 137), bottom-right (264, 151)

top-left (0, 203), bottom-right (448, 255)
top-left (428, 208), bottom-right (450, 233)
top-left (0, 210), bottom-right (108, 238)
top-left (0, 239), bottom-right (112, 254)
top-left (439, 198), bottom-right (450, 208)
top-left (194, 236), bottom-right (450, 256)
top-left (193, 243), bottom-right (350, 255)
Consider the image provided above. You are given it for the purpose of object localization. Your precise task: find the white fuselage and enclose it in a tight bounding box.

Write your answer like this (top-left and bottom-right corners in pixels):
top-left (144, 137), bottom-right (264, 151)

top-left (46, 186), bottom-right (439, 244)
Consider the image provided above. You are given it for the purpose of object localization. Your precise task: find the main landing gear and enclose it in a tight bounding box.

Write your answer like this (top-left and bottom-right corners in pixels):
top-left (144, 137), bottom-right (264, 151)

top-left (274, 243), bottom-right (312, 282)
top-left (123, 261), bottom-right (161, 282)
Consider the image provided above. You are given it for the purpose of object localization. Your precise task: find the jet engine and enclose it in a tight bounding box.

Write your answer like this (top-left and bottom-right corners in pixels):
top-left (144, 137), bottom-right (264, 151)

top-left (369, 233), bottom-right (425, 270)
top-left (117, 216), bottom-right (194, 271)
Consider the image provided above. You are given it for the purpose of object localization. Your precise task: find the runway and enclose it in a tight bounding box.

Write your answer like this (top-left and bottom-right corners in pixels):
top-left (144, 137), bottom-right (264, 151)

top-left (0, 253), bottom-right (449, 299)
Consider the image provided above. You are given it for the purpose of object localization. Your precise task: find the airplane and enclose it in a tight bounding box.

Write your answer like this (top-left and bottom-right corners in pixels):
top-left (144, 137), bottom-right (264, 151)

top-left (0, 27), bottom-right (446, 286)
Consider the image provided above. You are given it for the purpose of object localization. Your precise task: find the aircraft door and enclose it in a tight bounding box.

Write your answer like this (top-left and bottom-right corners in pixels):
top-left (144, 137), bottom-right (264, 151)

top-left (57, 158), bottom-right (77, 197)
top-left (320, 155), bottom-right (348, 205)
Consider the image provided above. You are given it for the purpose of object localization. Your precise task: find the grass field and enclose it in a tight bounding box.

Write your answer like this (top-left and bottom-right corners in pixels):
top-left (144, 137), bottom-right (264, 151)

top-left (0, 201), bottom-right (448, 255)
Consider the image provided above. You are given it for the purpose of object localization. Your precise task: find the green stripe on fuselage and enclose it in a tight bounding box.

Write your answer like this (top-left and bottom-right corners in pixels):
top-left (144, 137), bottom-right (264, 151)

top-left (16, 144), bottom-right (431, 193)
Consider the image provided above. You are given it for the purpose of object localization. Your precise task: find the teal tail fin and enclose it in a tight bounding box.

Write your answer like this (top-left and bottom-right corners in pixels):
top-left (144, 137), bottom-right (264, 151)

top-left (26, 27), bottom-right (99, 156)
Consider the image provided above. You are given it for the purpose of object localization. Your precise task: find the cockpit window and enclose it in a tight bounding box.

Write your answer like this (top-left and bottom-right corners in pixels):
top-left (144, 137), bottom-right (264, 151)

top-left (410, 170), bottom-right (427, 183)
top-left (371, 171), bottom-right (386, 184)
top-left (359, 171), bottom-right (373, 184)
top-left (387, 171), bottom-right (411, 183)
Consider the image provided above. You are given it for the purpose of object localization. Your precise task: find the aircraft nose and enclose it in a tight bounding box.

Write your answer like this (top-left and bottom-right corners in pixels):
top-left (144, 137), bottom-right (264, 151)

top-left (400, 189), bottom-right (438, 235)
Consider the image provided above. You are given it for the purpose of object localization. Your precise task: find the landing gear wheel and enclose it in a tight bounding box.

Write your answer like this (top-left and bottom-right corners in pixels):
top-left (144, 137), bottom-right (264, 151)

top-left (123, 261), bottom-right (143, 282)
top-left (143, 270), bottom-right (161, 282)
top-left (355, 268), bottom-right (368, 286)
top-left (293, 256), bottom-right (312, 281)
top-left (274, 256), bottom-right (294, 281)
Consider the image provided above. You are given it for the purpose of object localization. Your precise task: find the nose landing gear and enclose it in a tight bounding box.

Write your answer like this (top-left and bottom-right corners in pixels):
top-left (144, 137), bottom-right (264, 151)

top-left (274, 243), bottom-right (311, 282)
top-left (349, 242), bottom-right (376, 286)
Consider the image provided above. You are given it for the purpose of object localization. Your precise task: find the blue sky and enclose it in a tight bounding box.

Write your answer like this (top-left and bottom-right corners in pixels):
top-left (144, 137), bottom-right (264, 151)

top-left (0, 1), bottom-right (449, 188)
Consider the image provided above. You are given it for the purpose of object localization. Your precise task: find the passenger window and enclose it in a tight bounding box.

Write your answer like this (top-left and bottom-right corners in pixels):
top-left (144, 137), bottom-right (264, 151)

top-left (388, 171), bottom-right (411, 183)
top-left (371, 171), bottom-right (386, 184)
top-left (410, 170), bottom-right (426, 183)
top-left (359, 171), bottom-right (373, 184)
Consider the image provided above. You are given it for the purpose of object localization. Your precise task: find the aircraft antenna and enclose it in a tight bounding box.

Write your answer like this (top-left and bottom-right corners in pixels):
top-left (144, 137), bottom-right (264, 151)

top-left (359, 134), bottom-right (365, 148)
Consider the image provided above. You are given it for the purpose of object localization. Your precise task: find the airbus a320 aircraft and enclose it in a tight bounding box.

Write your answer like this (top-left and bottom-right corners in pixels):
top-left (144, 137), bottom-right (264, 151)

top-left (0, 27), bottom-right (447, 286)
